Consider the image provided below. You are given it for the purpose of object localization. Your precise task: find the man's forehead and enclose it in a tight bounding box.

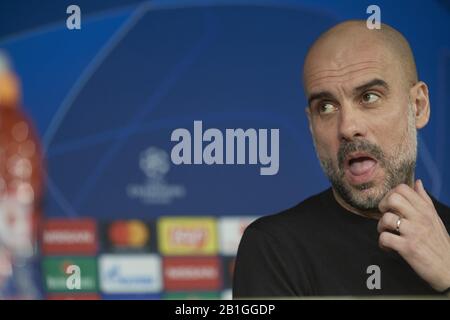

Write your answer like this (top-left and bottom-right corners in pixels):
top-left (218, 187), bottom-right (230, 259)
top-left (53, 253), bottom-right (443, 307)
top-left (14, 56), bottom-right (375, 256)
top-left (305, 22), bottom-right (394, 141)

top-left (303, 31), bottom-right (398, 94)
top-left (303, 44), bottom-right (396, 92)
top-left (305, 60), bottom-right (389, 94)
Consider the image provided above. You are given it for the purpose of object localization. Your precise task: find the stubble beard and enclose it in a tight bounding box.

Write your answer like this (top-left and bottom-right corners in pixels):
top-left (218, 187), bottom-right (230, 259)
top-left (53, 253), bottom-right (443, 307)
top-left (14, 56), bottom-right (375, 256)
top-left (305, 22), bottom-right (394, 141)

top-left (315, 106), bottom-right (417, 212)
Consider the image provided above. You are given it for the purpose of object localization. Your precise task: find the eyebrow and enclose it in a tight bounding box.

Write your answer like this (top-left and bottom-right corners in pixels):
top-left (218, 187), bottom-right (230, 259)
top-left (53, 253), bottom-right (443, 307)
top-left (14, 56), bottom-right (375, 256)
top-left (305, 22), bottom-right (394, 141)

top-left (352, 78), bottom-right (389, 95)
top-left (307, 91), bottom-right (335, 106)
top-left (307, 78), bottom-right (389, 107)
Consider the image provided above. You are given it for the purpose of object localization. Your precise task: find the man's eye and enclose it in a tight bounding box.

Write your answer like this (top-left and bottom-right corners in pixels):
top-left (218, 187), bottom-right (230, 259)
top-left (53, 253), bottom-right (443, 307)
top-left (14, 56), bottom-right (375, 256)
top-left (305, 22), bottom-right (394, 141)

top-left (361, 93), bottom-right (379, 104)
top-left (319, 103), bottom-right (337, 114)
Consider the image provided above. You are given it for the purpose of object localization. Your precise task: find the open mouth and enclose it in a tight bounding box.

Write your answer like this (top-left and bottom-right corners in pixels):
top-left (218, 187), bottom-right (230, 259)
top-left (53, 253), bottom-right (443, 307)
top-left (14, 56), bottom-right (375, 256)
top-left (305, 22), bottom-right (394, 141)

top-left (344, 152), bottom-right (378, 184)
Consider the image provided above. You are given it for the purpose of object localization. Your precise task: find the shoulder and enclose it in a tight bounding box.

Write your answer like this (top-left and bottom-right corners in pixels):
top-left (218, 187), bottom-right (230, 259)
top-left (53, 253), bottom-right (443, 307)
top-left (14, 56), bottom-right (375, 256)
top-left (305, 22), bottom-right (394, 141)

top-left (245, 188), bottom-right (331, 239)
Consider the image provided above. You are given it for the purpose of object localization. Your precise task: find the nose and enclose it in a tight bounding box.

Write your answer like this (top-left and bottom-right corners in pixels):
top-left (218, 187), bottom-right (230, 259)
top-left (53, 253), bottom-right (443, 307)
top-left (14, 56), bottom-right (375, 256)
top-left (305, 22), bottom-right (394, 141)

top-left (337, 104), bottom-right (366, 142)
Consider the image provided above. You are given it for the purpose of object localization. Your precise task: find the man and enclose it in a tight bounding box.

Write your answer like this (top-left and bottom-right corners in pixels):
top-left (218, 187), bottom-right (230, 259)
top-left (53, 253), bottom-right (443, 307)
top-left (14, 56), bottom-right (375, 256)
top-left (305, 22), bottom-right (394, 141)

top-left (233, 20), bottom-right (450, 297)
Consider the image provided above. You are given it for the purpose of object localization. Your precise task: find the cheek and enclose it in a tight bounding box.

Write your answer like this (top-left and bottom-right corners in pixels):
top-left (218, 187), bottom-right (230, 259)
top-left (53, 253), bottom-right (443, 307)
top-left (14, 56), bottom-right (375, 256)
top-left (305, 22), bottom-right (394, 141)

top-left (371, 107), bottom-right (411, 151)
top-left (311, 127), bottom-right (339, 160)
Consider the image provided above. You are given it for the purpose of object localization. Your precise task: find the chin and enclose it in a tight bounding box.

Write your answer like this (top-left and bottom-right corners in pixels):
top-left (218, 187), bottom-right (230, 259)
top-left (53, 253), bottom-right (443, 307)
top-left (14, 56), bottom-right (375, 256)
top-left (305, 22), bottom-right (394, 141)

top-left (346, 181), bottom-right (387, 210)
top-left (348, 184), bottom-right (386, 210)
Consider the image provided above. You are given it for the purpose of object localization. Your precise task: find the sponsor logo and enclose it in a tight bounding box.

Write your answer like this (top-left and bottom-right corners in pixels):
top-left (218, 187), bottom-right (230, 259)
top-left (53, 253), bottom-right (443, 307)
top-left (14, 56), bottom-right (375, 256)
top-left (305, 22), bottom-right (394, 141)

top-left (101, 220), bottom-right (156, 252)
top-left (42, 257), bottom-right (97, 292)
top-left (158, 217), bottom-right (217, 255)
top-left (218, 216), bottom-right (258, 255)
top-left (163, 257), bottom-right (221, 291)
top-left (126, 147), bottom-right (186, 205)
top-left (99, 254), bottom-right (162, 294)
top-left (41, 218), bottom-right (97, 255)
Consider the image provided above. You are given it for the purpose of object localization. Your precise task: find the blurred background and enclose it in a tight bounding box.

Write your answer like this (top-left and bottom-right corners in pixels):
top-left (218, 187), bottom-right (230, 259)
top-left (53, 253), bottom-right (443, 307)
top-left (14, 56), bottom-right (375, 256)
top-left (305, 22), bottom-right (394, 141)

top-left (0, 0), bottom-right (449, 299)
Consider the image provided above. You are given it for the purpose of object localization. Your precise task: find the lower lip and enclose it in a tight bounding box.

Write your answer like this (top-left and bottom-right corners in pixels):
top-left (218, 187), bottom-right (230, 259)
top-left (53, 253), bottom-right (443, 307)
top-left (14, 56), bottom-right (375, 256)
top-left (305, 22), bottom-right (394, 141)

top-left (345, 161), bottom-right (378, 185)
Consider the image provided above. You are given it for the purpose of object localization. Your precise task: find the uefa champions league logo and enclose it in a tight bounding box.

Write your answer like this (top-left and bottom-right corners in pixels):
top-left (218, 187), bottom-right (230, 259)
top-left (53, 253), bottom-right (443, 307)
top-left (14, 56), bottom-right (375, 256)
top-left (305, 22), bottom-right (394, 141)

top-left (139, 147), bottom-right (170, 183)
top-left (126, 147), bottom-right (186, 205)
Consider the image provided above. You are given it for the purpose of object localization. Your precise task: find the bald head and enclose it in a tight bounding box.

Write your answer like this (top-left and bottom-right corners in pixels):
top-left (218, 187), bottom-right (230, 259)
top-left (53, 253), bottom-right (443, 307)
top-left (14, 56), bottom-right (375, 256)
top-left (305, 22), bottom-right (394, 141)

top-left (303, 20), bottom-right (418, 91)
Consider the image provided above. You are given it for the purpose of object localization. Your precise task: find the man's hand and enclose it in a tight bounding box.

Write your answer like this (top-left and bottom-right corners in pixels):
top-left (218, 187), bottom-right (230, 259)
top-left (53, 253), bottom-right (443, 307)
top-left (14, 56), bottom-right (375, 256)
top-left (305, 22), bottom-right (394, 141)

top-left (377, 180), bottom-right (450, 292)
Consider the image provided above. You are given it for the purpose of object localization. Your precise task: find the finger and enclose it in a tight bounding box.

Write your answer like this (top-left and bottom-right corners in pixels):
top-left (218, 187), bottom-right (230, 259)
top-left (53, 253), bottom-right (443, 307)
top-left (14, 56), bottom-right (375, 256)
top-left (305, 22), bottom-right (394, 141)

top-left (391, 183), bottom-right (428, 210)
top-left (377, 212), bottom-right (401, 233)
top-left (415, 179), bottom-right (433, 206)
top-left (378, 190), bottom-right (417, 218)
top-left (378, 212), bottom-right (410, 235)
top-left (378, 231), bottom-right (407, 253)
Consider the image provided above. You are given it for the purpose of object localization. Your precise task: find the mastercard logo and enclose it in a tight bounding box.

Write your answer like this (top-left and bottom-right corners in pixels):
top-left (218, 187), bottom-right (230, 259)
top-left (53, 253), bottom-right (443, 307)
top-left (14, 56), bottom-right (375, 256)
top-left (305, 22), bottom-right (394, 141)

top-left (108, 220), bottom-right (149, 248)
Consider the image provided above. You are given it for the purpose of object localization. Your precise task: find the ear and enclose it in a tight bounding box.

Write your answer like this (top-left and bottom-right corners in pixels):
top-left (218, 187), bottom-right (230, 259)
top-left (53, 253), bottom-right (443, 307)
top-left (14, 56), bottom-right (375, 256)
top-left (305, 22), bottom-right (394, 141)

top-left (409, 81), bottom-right (430, 129)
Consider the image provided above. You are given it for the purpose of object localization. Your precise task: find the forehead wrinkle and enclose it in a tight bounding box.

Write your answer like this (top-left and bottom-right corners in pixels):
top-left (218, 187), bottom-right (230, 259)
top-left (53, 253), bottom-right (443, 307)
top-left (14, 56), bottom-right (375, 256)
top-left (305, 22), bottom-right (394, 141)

top-left (308, 68), bottom-right (383, 92)
top-left (306, 60), bottom-right (380, 78)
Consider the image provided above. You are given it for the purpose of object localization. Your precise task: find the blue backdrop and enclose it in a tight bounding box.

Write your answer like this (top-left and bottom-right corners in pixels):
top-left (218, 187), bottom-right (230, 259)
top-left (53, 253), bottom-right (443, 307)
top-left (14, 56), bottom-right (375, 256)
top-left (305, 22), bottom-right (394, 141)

top-left (1, 0), bottom-right (449, 218)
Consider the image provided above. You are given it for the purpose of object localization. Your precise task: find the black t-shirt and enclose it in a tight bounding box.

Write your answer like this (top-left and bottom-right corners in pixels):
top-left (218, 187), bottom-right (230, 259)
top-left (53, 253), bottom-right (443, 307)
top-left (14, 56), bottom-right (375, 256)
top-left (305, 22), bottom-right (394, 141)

top-left (233, 188), bottom-right (450, 298)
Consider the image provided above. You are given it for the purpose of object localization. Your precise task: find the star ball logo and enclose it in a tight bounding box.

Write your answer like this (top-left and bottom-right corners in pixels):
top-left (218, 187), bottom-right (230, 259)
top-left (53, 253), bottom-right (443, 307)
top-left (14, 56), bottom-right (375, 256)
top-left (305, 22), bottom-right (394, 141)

top-left (127, 147), bottom-right (186, 205)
